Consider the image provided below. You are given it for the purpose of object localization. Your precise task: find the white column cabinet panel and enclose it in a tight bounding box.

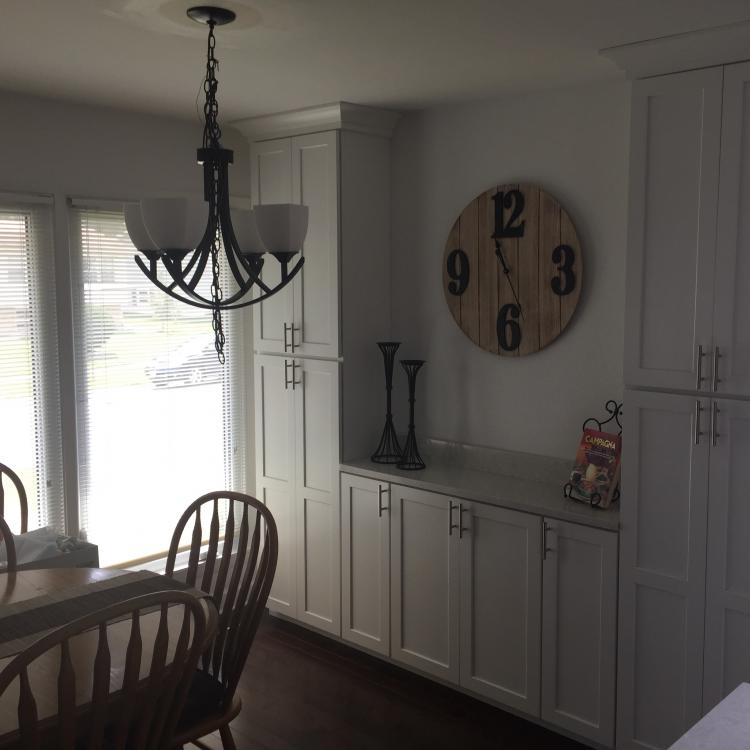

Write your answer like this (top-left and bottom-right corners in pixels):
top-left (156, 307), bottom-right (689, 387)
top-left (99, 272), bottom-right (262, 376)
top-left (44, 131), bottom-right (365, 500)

top-left (390, 486), bottom-right (460, 683)
top-left (340, 473), bottom-right (390, 655)
top-left (624, 68), bottom-right (722, 391)
top-left (704, 399), bottom-right (750, 711)
top-left (294, 357), bottom-right (341, 635)
top-left (459, 502), bottom-right (542, 716)
top-left (254, 354), bottom-right (297, 616)
top-left (618, 390), bottom-right (710, 750)
top-left (712, 62), bottom-right (750, 397)
top-left (291, 132), bottom-right (340, 359)
top-left (541, 519), bottom-right (618, 747)
top-left (250, 139), bottom-right (294, 355)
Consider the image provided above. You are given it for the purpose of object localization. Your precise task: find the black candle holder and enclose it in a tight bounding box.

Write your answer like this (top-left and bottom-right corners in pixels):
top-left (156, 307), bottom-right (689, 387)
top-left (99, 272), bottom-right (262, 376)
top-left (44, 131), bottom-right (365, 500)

top-left (398, 359), bottom-right (426, 471)
top-left (371, 342), bottom-right (403, 464)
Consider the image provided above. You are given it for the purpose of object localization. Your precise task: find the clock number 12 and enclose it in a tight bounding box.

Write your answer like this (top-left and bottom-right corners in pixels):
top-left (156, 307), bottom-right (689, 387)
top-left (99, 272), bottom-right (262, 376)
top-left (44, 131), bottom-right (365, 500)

top-left (492, 190), bottom-right (526, 239)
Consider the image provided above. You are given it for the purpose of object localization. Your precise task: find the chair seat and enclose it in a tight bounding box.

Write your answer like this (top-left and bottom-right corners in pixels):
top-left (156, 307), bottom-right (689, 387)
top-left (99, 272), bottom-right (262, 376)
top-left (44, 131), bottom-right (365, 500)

top-left (180, 669), bottom-right (227, 723)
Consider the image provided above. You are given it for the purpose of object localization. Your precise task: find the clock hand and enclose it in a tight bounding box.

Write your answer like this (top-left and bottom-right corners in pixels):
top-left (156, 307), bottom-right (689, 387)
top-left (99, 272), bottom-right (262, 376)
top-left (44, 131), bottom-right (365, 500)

top-left (494, 240), bottom-right (524, 319)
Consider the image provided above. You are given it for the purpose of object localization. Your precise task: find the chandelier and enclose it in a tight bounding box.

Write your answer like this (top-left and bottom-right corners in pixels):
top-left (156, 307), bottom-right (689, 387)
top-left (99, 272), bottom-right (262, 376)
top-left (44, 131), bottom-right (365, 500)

top-left (125, 6), bottom-right (307, 362)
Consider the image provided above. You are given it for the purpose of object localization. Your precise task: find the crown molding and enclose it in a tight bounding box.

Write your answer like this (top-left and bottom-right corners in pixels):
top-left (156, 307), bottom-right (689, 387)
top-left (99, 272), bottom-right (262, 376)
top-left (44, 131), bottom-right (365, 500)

top-left (600, 20), bottom-right (750, 79)
top-left (230, 101), bottom-right (402, 141)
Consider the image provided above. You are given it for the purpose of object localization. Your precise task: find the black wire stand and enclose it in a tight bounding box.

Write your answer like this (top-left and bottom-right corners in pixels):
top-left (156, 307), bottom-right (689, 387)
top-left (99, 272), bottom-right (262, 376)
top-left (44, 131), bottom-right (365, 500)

top-left (398, 360), bottom-right (426, 470)
top-left (371, 342), bottom-right (403, 464)
top-left (563, 400), bottom-right (622, 508)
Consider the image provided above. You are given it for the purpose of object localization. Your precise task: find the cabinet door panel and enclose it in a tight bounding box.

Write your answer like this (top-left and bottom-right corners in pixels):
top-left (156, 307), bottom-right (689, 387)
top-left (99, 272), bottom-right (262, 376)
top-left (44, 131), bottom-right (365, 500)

top-left (391, 486), bottom-right (459, 683)
top-left (704, 400), bottom-right (750, 710)
top-left (624, 68), bottom-right (722, 390)
top-left (618, 390), bottom-right (710, 750)
top-left (294, 358), bottom-right (340, 635)
top-left (542, 520), bottom-right (617, 746)
top-left (291, 132), bottom-right (340, 358)
top-left (341, 473), bottom-right (390, 655)
top-left (713, 62), bottom-right (750, 396)
top-left (460, 502), bottom-right (541, 715)
top-left (251, 138), bottom-right (294, 354)
top-left (254, 355), bottom-right (296, 616)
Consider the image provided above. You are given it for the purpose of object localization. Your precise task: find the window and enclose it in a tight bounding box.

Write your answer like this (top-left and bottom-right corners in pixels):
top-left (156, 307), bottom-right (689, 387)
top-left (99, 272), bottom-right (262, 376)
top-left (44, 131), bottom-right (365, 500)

top-left (0, 196), bottom-right (64, 532)
top-left (71, 204), bottom-right (247, 566)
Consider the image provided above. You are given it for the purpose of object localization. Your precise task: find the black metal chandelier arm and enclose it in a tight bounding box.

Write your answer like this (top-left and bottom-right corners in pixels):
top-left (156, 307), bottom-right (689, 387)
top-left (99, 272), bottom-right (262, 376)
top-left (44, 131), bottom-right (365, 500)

top-left (214, 256), bottom-right (304, 310)
top-left (161, 254), bottom-right (221, 307)
top-left (183, 245), bottom-right (212, 292)
top-left (134, 254), bottom-right (215, 309)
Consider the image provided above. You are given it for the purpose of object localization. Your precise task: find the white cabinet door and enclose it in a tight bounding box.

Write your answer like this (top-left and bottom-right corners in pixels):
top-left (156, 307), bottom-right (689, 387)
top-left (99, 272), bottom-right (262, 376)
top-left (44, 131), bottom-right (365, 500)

top-left (390, 485), bottom-right (460, 683)
top-left (291, 131), bottom-right (340, 359)
top-left (713, 62), bottom-right (750, 397)
top-left (459, 502), bottom-right (542, 716)
top-left (294, 357), bottom-right (341, 635)
top-left (624, 68), bottom-right (722, 391)
top-left (704, 399), bottom-right (750, 710)
top-left (251, 138), bottom-right (294, 355)
top-left (617, 390), bottom-right (710, 750)
top-left (340, 473), bottom-right (390, 655)
top-left (541, 519), bottom-right (618, 747)
top-left (254, 354), bottom-right (296, 616)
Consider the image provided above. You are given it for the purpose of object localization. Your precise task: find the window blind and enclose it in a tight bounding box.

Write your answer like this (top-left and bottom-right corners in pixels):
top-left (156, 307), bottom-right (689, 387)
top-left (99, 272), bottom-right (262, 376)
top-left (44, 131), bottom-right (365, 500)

top-left (71, 205), bottom-right (247, 567)
top-left (0, 197), bottom-right (64, 532)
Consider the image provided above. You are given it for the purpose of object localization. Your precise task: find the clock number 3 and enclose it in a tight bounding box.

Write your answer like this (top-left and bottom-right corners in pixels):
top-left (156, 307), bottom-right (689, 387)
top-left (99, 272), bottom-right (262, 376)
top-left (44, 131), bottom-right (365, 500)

top-left (446, 248), bottom-right (470, 296)
top-left (497, 303), bottom-right (521, 351)
top-left (492, 190), bottom-right (526, 239)
top-left (551, 244), bottom-right (576, 296)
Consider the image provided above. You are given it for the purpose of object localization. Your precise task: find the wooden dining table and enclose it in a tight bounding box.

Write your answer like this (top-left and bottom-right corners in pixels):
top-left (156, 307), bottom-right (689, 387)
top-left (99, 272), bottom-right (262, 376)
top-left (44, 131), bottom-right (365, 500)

top-left (0, 566), bottom-right (213, 745)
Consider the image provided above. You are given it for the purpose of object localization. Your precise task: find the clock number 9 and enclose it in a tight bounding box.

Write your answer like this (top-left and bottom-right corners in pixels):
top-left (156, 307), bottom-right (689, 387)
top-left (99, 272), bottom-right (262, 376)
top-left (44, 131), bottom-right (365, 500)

top-left (551, 244), bottom-right (576, 296)
top-left (446, 248), bottom-right (470, 296)
top-left (497, 303), bottom-right (521, 352)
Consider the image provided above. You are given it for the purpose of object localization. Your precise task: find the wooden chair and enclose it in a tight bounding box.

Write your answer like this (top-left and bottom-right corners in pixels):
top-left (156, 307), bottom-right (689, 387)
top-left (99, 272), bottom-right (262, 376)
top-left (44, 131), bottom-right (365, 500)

top-left (0, 462), bottom-right (28, 534)
top-left (165, 491), bottom-right (279, 750)
top-left (0, 515), bottom-right (16, 573)
top-left (0, 589), bottom-right (217, 749)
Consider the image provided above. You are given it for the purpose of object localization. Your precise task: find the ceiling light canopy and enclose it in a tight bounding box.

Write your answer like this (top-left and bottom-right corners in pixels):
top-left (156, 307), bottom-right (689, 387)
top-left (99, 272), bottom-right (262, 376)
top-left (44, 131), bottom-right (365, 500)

top-left (128, 5), bottom-right (306, 362)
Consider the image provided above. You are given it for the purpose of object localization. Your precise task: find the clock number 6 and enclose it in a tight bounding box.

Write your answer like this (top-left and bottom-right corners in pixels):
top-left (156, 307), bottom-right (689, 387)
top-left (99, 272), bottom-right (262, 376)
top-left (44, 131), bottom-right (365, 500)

top-left (551, 244), bottom-right (576, 296)
top-left (497, 303), bottom-right (521, 352)
top-left (446, 248), bottom-right (470, 296)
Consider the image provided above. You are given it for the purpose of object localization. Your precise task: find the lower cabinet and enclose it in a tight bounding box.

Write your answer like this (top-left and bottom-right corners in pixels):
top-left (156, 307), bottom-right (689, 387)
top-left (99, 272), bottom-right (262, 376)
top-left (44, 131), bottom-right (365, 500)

top-left (541, 519), bottom-right (618, 747)
top-left (339, 473), bottom-right (619, 746)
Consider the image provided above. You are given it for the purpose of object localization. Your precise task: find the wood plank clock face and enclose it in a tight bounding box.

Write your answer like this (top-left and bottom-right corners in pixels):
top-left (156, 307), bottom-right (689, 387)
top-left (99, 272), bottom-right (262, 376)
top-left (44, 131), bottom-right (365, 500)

top-left (442, 183), bottom-right (582, 356)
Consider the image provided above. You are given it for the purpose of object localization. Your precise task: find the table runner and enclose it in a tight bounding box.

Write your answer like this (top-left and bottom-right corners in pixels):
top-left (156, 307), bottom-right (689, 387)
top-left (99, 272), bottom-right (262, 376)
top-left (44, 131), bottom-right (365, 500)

top-left (0, 570), bottom-right (204, 659)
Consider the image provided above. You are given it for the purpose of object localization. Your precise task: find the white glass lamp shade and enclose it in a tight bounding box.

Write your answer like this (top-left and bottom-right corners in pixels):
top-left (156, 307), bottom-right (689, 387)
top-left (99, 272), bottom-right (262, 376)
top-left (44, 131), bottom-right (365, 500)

top-left (140, 197), bottom-right (207, 251)
top-left (231, 208), bottom-right (266, 254)
top-left (124, 203), bottom-right (157, 252)
top-left (253, 204), bottom-right (309, 255)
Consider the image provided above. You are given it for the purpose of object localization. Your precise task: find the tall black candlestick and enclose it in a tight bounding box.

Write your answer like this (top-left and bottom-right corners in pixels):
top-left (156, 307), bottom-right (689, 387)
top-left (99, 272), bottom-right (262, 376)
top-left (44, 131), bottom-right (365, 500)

top-left (371, 342), bottom-right (403, 464)
top-left (398, 359), bottom-right (426, 470)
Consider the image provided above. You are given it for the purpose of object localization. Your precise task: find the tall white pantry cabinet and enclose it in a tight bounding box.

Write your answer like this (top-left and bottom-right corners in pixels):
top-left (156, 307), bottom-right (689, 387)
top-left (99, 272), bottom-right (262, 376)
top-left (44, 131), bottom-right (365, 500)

top-left (234, 104), bottom-right (399, 636)
top-left (620, 62), bottom-right (750, 749)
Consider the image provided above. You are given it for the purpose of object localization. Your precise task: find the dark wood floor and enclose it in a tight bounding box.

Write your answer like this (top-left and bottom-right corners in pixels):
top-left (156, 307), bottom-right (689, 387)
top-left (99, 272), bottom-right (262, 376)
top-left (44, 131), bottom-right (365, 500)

top-left (199, 614), bottom-right (587, 749)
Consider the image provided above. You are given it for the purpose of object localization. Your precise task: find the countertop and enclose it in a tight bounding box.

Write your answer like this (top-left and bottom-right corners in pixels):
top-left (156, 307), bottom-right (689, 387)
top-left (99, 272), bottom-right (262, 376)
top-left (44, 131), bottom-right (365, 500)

top-left (340, 457), bottom-right (620, 531)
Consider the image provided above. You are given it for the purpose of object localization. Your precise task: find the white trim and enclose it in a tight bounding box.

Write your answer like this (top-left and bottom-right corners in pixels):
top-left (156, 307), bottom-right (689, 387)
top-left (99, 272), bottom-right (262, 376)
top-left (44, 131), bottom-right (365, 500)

top-left (68, 197), bottom-right (130, 210)
top-left (0, 191), bottom-right (54, 206)
top-left (600, 20), bottom-right (750, 79)
top-left (232, 101), bottom-right (401, 142)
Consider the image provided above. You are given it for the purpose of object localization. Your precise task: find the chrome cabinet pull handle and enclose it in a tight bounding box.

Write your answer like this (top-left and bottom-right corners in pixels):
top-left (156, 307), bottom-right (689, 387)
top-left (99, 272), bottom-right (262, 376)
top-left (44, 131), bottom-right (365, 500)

top-left (696, 345), bottom-right (708, 390)
top-left (542, 521), bottom-right (553, 560)
top-left (377, 485), bottom-right (389, 518)
top-left (283, 323), bottom-right (291, 353)
top-left (292, 360), bottom-right (301, 389)
top-left (711, 402), bottom-right (721, 447)
top-left (448, 501), bottom-right (459, 536)
top-left (458, 504), bottom-right (468, 539)
top-left (695, 400), bottom-right (705, 445)
top-left (291, 325), bottom-right (300, 353)
top-left (712, 347), bottom-right (722, 392)
top-left (284, 360), bottom-right (293, 390)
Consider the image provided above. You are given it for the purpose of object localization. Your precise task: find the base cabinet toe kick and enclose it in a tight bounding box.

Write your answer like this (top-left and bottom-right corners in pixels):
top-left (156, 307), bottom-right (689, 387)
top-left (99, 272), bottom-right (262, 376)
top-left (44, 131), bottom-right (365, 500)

top-left (270, 469), bottom-right (619, 749)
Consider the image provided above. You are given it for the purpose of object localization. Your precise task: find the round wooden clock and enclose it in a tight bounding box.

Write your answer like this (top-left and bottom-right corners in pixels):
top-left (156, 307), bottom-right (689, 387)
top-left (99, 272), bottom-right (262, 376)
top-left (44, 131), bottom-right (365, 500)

top-left (442, 183), bottom-right (582, 356)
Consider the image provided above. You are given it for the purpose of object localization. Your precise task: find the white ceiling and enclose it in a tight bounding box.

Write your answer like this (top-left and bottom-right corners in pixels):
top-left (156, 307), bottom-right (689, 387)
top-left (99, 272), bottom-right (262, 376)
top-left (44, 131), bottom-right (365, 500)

top-left (3, 0), bottom-right (750, 121)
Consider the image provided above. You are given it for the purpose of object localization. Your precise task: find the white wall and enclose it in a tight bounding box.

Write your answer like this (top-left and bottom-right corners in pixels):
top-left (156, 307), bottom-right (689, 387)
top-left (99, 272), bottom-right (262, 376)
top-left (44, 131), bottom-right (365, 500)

top-left (390, 82), bottom-right (630, 459)
top-left (0, 91), bottom-right (252, 523)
